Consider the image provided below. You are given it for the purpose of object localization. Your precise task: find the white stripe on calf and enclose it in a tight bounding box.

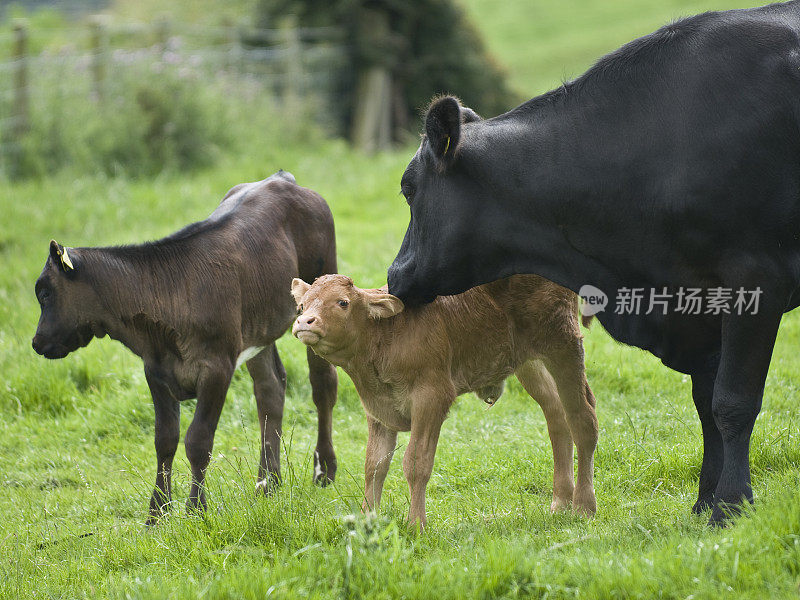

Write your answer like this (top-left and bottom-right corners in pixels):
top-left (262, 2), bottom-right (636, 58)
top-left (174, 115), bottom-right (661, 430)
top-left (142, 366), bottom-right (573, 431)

top-left (235, 346), bottom-right (266, 369)
top-left (314, 450), bottom-right (324, 480)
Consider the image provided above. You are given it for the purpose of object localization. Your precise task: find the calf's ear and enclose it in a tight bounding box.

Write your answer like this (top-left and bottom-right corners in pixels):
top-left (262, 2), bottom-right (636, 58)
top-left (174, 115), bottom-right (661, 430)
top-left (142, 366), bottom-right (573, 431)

top-left (291, 278), bottom-right (311, 305)
top-left (49, 239), bottom-right (75, 273)
top-left (367, 294), bottom-right (404, 320)
top-left (425, 96), bottom-right (462, 167)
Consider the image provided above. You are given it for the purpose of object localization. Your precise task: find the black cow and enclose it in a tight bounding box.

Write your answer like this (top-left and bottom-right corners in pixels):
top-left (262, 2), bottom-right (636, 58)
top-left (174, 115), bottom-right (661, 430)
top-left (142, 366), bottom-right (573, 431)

top-left (388, 1), bottom-right (800, 524)
top-left (32, 171), bottom-right (339, 523)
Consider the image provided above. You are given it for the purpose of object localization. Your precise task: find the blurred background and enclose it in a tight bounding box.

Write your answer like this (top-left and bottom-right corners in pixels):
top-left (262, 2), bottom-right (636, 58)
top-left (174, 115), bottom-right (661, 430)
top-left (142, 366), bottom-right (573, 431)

top-left (0, 0), bottom-right (756, 181)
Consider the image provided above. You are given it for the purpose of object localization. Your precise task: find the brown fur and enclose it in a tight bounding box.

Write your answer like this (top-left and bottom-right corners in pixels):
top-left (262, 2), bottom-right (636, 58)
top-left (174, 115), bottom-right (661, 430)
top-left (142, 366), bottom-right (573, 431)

top-left (33, 173), bottom-right (339, 523)
top-left (292, 273), bottom-right (598, 528)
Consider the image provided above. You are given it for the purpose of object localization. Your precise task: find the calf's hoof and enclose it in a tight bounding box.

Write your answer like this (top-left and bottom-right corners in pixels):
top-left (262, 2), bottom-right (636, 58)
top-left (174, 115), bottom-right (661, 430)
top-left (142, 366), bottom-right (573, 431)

top-left (572, 488), bottom-right (597, 517)
top-left (147, 492), bottom-right (172, 526)
top-left (550, 496), bottom-right (572, 513)
top-left (145, 512), bottom-right (165, 527)
top-left (406, 516), bottom-right (426, 533)
top-left (255, 474), bottom-right (280, 496)
top-left (186, 495), bottom-right (208, 518)
top-left (312, 450), bottom-right (337, 487)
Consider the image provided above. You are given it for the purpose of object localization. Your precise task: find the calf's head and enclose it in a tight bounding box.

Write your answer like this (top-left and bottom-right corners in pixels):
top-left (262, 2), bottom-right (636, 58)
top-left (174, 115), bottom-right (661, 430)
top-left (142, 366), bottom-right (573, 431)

top-left (32, 240), bottom-right (97, 359)
top-left (388, 96), bottom-right (489, 304)
top-left (291, 275), bottom-right (404, 360)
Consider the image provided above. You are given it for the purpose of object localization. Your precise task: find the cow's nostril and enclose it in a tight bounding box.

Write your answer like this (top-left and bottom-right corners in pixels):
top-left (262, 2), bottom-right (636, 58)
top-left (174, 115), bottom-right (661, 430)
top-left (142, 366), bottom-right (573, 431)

top-left (306, 316), bottom-right (316, 325)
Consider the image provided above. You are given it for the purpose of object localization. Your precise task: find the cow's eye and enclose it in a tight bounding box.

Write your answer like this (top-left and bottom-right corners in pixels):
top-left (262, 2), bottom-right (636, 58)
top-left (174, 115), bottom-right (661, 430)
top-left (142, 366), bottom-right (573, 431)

top-left (38, 289), bottom-right (51, 304)
top-left (401, 186), bottom-right (415, 205)
top-left (338, 299), bottom-right (349, 309)
top-left (296, 303), bottom-right (304, 315)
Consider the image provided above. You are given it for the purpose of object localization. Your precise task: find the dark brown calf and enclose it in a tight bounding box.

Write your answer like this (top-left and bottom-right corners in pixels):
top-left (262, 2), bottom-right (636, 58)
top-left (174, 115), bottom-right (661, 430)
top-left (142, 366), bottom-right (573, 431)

top-left (291, 273), bottom-right (598, 528)
top-left (32, 171), bottom-right (338, 523)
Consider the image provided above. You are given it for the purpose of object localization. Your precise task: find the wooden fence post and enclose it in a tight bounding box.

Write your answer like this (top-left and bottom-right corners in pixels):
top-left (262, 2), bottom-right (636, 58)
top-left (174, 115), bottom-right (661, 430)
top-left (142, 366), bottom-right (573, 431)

top-left (280, 16), bottom-right (303, 118)
top-left (156, 17), bottom-right (171, 55)
top-left (351, 8), bottom-right (393, 153)
top-left (12, 20), bottom-right (30, 139)
top-left (89, 16), bottom-right (108, 102)
top-left (222, 17), bottom-right (239, 72)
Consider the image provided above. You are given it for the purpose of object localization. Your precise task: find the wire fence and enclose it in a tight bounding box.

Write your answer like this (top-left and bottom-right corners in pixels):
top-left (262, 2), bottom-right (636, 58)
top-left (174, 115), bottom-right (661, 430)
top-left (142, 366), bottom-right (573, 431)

top-left (0, 19), bottom-right (351, 178)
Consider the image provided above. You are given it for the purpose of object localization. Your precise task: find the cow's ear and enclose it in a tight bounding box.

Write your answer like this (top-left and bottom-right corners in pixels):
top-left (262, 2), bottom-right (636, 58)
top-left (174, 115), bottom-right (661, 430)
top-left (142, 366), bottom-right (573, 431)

top-left (49, 239), bottom-right (75, 273)
top-left (367, 294), bottom-right (404, 320)
top-left (291, 278), bottom-right (311, 305)
top-left (425, 96), bottom-right (462, 167)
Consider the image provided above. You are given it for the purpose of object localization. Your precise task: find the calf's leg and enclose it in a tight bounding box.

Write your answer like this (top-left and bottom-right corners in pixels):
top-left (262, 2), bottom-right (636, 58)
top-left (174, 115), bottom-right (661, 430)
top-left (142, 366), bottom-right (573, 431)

top-left (184, 366), bottom-right (232, 514)
top-left (307, 348), bottom-right (338, 485)
top-left (691, 361), bottom-right (722, 514)
top-left (363, 415), bottom-right (398, 513)
top-left (708, 305), bottom-right (782, 524)
top-left (403, 386), bottom-right (449, 530)
top-left (515, 360), bottom-right (575, 512)
top-left (247, 345), bottom-right (286, 492)
top-left (145, 370), bottom-right (180, 525)
top-left (542, 340), bottom-right (598, 516)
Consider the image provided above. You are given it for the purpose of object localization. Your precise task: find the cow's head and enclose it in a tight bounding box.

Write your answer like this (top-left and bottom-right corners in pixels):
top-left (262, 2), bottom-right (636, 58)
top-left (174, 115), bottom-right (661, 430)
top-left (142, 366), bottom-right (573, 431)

top-left (291, 274), bottom-right (403, 363)
top-left (388, 96), bottom-right (488, 304)
top-left (32, 240), bottom-right (96, 359)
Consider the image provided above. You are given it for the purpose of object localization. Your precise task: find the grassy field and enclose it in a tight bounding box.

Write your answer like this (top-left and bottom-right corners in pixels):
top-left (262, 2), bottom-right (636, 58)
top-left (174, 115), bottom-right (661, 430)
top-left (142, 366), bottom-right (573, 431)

top-left (3, 1), bottom-right (800, 598)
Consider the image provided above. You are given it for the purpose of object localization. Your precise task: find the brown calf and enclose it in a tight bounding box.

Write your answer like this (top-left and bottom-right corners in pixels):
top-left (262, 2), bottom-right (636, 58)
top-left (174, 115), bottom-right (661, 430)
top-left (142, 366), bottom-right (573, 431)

top-left (291, 273), bottom-right (598, 528)
top-left (33, 171), bottom-right (338, 523)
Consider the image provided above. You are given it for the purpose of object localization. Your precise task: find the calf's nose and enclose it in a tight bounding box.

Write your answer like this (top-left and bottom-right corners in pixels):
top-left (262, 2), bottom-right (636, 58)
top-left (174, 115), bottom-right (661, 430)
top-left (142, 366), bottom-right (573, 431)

top-left (296, 314), bottom-right (315, 326)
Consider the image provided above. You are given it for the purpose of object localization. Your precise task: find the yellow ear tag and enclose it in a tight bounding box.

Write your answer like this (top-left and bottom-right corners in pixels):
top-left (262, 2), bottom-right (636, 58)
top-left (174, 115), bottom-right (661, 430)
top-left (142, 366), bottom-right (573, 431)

top-left (60, 247), bottom-right (74, 271)
top-left (443, 136), bottom-right (450, 155)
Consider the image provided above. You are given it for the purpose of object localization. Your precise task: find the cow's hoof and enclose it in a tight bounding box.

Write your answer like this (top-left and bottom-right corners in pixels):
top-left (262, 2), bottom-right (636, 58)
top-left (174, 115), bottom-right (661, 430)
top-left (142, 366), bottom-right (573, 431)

top-left (692, 497), bottom-right (714, 515)
top-left (313, 451), bottom-right (336, 486)
top-left (550, 496), bottom-right (572, 513)
top-left (145, 513), bottom-right (163, 527)
top-left (708, 501), bottom-right (743, 527)
top-left (313, 473), bottom-right (334, 487)
top-left (185, 498), bottom-right (208, 519)
top-left (572, 488), bottom-right (597, 517)
top-left (255, 477), bottom-right (279, 496)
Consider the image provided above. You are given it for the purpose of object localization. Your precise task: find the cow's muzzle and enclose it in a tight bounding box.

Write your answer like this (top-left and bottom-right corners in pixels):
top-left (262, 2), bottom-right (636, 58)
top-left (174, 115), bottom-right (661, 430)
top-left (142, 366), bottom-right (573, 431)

top-left (292, 317), bottom-right (322, 345)
top-left (32, 334), bottom-right (70, 359)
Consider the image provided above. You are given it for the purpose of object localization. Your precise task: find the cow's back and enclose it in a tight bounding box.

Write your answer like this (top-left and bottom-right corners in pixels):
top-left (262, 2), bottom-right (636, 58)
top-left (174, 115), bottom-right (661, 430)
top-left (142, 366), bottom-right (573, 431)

top-left (394, 275), bottom-right (579, 397)
top-left (188, 172), bottom-right (336, 346)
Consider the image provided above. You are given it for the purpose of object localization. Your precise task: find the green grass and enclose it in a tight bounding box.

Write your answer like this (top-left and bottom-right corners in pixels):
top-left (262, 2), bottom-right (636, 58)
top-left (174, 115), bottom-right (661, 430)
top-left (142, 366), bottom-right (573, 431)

top-left (3, 1), bottom-right (800, 598)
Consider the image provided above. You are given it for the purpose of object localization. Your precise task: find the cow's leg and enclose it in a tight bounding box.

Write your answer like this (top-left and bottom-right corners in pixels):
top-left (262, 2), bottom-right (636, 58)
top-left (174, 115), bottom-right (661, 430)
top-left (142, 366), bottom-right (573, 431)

top-left (543, 340), bottom-right (598, 516)
top-left (515, 360), bottom-right (575, 512)
top-left (403, 387), bottom-right (449, 530)
top-left (691, 360), bottom-right (722, 514)
top-left (246, 344), bottom-right (286, 493)
top-left (307, 348), bottom-right (338, 485)
top-left (145, 370), bottom-right (180, 525)
top-left (184, 366), bottom-right (232, 514)
top-left (709, 304), bottom-right (782, 524)
top-left (363, 415), bottom-right (398, 513)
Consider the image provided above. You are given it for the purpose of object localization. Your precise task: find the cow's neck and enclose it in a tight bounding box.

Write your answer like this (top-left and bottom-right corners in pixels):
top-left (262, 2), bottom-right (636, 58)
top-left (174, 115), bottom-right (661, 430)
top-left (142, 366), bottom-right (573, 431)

top-left (79, 247), bottom-right (184, 361)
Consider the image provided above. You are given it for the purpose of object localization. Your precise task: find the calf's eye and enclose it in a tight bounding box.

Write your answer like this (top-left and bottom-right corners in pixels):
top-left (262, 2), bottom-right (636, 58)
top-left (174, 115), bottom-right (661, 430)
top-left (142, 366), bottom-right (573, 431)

top-left (338, 299), bottom-right (349, 309)
top-left (297, 304), bottom-right (304, 315)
